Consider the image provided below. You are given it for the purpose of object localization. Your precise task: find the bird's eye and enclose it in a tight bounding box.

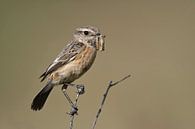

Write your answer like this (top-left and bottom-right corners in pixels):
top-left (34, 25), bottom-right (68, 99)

top-left (84, 31), bottom-right (89, 35)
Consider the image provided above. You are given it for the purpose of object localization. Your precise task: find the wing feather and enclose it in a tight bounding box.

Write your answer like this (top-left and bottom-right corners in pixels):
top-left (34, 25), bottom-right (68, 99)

top-left (40, 41), bottom-right (85, 82)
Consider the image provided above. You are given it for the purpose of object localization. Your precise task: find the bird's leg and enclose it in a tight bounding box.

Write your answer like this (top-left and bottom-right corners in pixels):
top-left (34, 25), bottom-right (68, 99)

top-left (61, 84), bottom-right (74, 107)
top-left (61, 83), bottom-right (79, 116)
top-left (61, 83), bottom-right (85, 116)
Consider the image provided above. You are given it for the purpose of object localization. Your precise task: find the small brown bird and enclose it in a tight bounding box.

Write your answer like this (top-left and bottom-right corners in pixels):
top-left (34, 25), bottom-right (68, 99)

top-left (31, 26), bottom-right (105, 111)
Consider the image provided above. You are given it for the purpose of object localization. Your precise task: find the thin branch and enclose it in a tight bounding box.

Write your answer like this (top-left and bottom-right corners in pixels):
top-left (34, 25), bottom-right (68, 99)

top-left (91, 74), bottom-right (131, 129)
top-left (66, 85), bottom-right (85, 129)
top-left (69, 94), bottom-right (79, 129)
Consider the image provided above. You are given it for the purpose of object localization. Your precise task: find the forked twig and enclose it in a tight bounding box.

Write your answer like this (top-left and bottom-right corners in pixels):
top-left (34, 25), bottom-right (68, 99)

top-left (91, 74), bottom-right (131, 129)
top-left (62, 75), bottom-right (130, 129)
top-left (62, 84), bottom-right (85, 129)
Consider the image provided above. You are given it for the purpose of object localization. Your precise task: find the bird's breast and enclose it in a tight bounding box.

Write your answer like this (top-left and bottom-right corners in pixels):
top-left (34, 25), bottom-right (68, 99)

top-left (74, 46), bottom-right (97, 76)
top-left (51, 46), bottom-right (97, 84)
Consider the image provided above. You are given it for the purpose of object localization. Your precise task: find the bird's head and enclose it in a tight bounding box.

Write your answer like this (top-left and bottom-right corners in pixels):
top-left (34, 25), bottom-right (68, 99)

top-left (74, 26), bottom-right (105, 51)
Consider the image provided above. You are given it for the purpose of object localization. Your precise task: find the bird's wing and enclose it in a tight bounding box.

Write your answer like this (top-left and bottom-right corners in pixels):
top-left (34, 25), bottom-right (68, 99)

top-left (40, 41), bottom-right (85, 82)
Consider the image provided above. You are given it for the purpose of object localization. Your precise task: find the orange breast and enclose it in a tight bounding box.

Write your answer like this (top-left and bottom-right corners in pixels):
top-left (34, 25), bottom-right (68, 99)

top-left (50, 46), bottom-right (97, 84)
top-left (75, 46), bottom-right (97, 75)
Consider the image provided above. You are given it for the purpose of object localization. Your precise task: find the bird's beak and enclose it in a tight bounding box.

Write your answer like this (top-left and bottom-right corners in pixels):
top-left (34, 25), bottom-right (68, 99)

top-left (96, 35), bottom-right (105, 51)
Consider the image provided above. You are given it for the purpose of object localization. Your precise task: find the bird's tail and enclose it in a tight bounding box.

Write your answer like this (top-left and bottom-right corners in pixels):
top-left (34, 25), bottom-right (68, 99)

top-left (31, 82), bottom-right (54, 111)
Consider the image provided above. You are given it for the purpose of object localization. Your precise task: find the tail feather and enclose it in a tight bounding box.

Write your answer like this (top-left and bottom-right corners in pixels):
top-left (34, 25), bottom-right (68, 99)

top-left (31, 83), bottom-right (53, 111)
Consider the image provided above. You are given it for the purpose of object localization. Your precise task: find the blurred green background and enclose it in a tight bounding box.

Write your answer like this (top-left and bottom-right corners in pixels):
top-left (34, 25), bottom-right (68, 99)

top-left (0, 0), bottom-right (195, 129)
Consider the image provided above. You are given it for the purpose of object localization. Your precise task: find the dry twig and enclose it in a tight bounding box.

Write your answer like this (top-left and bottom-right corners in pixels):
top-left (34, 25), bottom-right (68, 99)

top-left (62, 84), bottom-right (85, 129)
top-left (91, 74), bottom-right (131, 129)
top-left (61, 74), bottom-right (130, 129)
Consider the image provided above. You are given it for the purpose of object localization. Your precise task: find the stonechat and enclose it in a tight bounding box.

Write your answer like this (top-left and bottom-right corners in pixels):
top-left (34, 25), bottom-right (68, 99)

top-left (31, 26), bottom-right (105, 111)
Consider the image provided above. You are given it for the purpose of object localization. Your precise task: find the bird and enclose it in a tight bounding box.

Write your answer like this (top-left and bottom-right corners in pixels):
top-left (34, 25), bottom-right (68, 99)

top-left (31, 26), bottom-right (105, 111)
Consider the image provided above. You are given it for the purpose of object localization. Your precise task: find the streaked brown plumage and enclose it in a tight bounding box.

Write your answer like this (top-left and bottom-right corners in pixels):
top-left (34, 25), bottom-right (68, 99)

top-left (31, 26), bottom-right (105, 111)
